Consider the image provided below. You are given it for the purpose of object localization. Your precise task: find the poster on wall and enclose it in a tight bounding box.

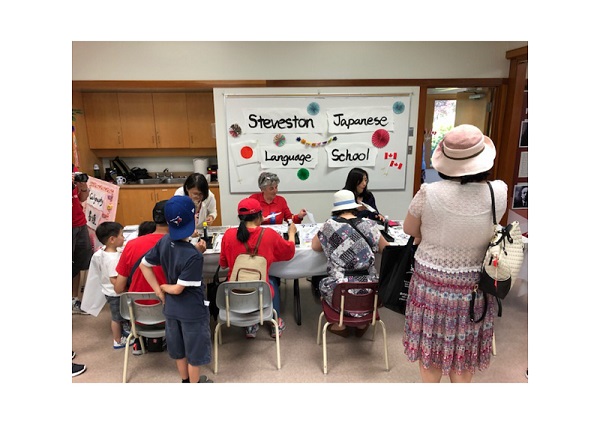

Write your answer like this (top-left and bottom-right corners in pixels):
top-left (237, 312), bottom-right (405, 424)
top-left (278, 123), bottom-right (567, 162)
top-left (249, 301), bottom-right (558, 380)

top-left (512, 184), bottom-right (528, 209)
top-left (519, 119), bottom-right (528, 148)
top-left (84, 177), bottom-right (120, 231)
top-left (222, 91), bottom-right (412, 193)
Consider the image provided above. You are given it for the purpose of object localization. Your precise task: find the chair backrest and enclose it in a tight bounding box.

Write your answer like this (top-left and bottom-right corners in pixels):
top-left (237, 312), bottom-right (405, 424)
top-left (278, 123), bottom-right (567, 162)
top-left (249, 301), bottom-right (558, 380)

top-left (119, 292), bottom-right (165, 326)
top-left (215, 281), bottom-right (273, 326)
top-left (331, 282), bottom-right (380, 324)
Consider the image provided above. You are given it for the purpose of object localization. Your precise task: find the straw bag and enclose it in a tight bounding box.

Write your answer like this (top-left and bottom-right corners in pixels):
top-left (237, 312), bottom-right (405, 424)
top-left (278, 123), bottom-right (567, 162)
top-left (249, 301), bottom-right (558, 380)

top-left (470, 182), bottom-right (525, 322)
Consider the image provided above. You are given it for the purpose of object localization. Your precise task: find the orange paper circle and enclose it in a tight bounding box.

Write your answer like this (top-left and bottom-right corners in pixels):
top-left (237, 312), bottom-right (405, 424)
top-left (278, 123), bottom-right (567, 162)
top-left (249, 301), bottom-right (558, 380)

top-left (240, 146), bottom-right (254, 159)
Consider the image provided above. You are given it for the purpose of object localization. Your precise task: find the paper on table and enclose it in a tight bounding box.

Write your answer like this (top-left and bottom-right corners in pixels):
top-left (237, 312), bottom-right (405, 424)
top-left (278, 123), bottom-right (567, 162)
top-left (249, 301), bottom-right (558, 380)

top-left (304, 211), bottom-right (316, 224)
top-left (360, 202), bottom-right (376, 213)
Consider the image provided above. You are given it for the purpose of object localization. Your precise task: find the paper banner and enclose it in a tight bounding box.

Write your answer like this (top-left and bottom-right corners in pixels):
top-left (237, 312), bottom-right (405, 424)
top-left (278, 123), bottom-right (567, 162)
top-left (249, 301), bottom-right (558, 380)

top-left (259, 144), bottom-right (319, 169)
top-left (242, 108), bottom-right (327, 134)
top-left (327, 106), bottom-right (394, 134)
top-left (84, 177), bottom-right (120, 231)
top-left (325, 143), bottom-right (378, 168)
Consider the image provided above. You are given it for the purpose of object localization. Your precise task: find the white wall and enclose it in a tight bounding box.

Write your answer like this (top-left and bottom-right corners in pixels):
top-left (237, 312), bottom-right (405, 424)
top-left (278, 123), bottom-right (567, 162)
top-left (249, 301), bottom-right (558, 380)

top-left (72, 41), bottom-right (527, 225)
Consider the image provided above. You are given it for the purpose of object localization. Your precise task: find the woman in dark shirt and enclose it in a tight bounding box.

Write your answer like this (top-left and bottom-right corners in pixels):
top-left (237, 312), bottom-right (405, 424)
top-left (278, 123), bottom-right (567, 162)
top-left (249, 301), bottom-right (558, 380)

top-left (343, 168), bottom-right (384, 221)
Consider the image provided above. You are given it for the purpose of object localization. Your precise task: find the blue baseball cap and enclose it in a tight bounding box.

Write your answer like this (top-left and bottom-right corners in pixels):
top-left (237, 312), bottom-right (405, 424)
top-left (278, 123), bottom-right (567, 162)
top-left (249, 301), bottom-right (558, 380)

top-left (164, 196), bottom-right (196, 240)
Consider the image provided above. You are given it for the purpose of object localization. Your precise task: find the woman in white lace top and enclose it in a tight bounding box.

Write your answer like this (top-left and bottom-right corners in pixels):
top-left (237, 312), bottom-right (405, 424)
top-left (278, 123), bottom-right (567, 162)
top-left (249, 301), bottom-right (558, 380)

top-left (402, 124), bottom-right (507, 383)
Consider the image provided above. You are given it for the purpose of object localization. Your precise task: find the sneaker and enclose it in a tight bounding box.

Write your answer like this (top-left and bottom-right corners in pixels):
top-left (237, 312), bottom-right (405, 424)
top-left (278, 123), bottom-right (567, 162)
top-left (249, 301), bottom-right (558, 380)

top-left (132, 338), bottom-right (143, 356)
top-left (72, 363), bottom-right (86, 377)
top-left (121, 322), bottom-right (131, 337)
top-left (245, 324), bottom-right (259, 339)
top-left (72, 298), bottom-right (89, 315)
top-left (72, 351), bottom-right (76, 360)
top-left (113, 336), bottom-right (135, 349)
top-left (271, 317), bottom-right (286, 338)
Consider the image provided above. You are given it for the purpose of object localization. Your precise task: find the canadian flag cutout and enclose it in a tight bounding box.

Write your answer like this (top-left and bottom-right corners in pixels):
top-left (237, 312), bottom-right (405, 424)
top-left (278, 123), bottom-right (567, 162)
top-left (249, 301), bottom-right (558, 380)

top-left (384, 152), bottom-right (398, 160)
top-left (389, 160), bottom-right (403, 170)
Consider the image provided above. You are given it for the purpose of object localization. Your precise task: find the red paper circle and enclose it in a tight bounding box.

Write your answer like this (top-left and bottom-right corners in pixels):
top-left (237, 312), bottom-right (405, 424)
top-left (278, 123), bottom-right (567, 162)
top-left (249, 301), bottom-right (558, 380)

top-left (240, 146), bottom-right (254, 159)
top-left (372, 129), bottom-right (390, 148)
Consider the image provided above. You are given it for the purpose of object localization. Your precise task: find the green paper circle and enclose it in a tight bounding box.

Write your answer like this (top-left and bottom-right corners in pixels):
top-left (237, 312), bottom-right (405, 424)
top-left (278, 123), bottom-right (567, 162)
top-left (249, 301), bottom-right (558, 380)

top-left (297, 168), bottom-right (309, 180)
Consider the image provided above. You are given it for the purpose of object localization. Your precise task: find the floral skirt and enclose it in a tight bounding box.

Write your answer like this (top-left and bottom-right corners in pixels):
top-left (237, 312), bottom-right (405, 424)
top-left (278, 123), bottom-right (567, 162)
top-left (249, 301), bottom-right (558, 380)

top-left (402, 261), bottom-right (495, 375)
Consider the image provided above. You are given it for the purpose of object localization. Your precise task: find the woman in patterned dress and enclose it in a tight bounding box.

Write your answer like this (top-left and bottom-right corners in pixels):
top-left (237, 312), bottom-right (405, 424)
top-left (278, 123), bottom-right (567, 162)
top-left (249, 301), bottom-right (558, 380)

top-left (402, 124), bottom-right (507, 383)
top-left (312, 189), bottom-right (389, 337)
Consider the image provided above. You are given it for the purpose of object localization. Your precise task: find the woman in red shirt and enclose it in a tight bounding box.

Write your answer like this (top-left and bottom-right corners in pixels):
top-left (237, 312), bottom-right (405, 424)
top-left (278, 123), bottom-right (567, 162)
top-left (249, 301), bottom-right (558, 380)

top-left (219, 198), bottom-right (297, 339)
top-left (249, 172), bottom-right (307, 225)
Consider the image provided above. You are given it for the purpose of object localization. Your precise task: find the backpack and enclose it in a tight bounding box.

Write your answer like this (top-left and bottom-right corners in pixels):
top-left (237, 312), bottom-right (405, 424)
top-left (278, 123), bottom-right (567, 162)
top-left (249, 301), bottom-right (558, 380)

top-left (470, 182), bottom-right (525, 322)
top-left (230, 228), bottom-right (268, 282)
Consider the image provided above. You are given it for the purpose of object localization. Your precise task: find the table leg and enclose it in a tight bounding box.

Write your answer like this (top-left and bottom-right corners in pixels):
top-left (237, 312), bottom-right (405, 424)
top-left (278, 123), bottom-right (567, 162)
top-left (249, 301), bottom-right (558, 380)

top-left (294, 278), bottom-right (301, 325)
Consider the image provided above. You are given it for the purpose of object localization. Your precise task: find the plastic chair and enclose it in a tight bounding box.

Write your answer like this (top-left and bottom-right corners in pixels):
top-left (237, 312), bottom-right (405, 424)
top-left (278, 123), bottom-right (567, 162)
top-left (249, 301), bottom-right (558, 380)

top-left (213, 281), bottom-right (281, 374)
top-left (316, 282), bottom-right (389, 374)
top-left (119, 292), bottom-right (166, 383)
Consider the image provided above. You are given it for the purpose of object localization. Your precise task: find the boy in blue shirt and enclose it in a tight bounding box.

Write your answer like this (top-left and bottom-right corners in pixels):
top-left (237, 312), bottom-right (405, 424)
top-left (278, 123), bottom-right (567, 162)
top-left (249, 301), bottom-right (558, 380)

top-left (139, 196), bottom-right (212, 383)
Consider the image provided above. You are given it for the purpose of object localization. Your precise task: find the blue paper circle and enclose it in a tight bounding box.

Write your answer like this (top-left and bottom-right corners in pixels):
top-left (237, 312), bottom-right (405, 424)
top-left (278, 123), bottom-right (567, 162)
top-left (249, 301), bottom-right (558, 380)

top-left (307, 102), bottom-right (320, 116)
top-left (393, 101), bottom-right (405, 114)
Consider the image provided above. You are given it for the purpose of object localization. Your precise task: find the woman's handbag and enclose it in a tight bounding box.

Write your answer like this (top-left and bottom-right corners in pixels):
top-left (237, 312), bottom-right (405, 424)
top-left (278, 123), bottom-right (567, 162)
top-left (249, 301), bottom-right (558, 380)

top-left (471, 182), bottom-right (525, 322)
top-left (378, 236), bottom-right (416, 315)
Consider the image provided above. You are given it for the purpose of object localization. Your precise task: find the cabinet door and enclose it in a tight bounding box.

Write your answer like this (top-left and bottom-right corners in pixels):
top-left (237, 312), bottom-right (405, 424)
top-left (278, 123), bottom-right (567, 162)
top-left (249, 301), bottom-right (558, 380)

top-left (211, 187), bottom-right (222, 226)
top-left (186, 92), bottom-right (216, 148)
top-left (154, 187), bottom-right (175, 202)
top-left (82, 93), bottom-right (122, 149)
top-left (153, 93), bottom-right (190, 148)
top-left (116, 188), bottom-right (157, 226)
top-left (118, 93), bottom-right (157, 148)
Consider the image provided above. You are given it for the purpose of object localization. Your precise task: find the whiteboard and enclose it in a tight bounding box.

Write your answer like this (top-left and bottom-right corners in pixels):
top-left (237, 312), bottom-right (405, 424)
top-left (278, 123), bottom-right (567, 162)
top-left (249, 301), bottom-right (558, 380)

top-left (223, 92), bottom-right (413, 193)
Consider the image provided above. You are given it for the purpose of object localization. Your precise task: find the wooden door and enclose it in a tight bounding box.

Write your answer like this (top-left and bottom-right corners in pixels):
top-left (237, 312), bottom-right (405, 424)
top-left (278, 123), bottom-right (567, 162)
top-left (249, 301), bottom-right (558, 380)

top-left (153, 93), bottom-right (190, 148)
top-left (82, 93), bottom-right (122, 149)
top-left (211, 186), bottom-right (222, 226)
top-left (154, 187), bottom-right (175, 202)
top-left (186, 92), bottom-right (216, 148)
top-left (118, 93), bottom-right (157, 148)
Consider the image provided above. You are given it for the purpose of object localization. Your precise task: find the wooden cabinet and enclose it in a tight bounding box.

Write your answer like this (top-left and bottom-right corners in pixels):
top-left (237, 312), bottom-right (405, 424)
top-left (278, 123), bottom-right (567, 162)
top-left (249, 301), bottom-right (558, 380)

top-left (211, 186), bottom-right (221, 226)
top-left (82, 93), bottom-right (122, 149)
top-left (187, 92), bottom-right (216, 148)
top-left (115, 187), bottom-right (177, 226)
top-left (153, 93), bottom-right (190, 148)
top-left (82, 91), bottom-right (215, 150)
top-left (117, 93), bottom-right (157, 148)
top-left (117, 93), bottom-right (190, 149)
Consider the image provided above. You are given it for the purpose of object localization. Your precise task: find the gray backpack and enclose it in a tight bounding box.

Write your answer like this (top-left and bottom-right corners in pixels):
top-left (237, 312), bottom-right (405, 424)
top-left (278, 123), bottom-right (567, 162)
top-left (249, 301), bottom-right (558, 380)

top-left (230, 228), bottom-right (268, 282)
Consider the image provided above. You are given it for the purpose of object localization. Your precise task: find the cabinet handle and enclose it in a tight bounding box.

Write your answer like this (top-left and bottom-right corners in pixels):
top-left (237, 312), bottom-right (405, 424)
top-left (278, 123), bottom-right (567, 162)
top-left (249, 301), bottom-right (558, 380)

top-left (118, 133), bottom-right (121, 145)
top-left (190, 135), bottom-right (194, 146)
top-left (156, 133), bottom-right (160, 146)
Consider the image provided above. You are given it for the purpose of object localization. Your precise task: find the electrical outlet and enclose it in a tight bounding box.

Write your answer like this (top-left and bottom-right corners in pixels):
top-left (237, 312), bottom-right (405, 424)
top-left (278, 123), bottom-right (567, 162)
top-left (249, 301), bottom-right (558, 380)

top-left (407, 146), bottom-right (413, 154)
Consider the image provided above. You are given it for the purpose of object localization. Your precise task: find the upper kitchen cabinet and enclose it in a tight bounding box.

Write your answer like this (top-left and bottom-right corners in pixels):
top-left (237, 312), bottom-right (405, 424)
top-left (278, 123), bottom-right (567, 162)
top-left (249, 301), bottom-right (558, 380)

top-left (82, 92), bottom-right (123, 149)
top-left (118, 92), bottom-right (190, 149)
top-left (186, 92), bottom-right (216, 148)
top-left (152, 93), bottom-right (190, 148)
top-left (117, 93), bottom-right (158, 148)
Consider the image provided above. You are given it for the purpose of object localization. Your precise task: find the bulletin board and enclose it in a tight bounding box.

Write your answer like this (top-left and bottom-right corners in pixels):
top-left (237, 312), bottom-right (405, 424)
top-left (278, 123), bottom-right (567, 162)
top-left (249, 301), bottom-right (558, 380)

top-left (223, 92), bottom-right (413, 193)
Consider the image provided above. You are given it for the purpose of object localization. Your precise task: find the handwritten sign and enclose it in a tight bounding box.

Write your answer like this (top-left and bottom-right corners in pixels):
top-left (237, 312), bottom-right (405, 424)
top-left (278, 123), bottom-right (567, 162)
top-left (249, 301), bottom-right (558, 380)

top-left (84, 177), bottom-right (120, 231)
top-left (243, 108), bottom-right (327, 134)
top-left (259, 144), bottom-right (318, 169)
top-left (327, 107), bottom-right (394, 133)
top-left (325, 144), bottom-right (378, 168)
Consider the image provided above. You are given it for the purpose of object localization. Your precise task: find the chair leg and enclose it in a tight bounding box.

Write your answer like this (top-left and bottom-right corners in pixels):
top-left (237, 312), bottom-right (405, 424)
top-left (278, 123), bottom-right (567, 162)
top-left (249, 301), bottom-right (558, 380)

top-left (213, 323), bottom-right (221, 374)
top-left (272, 318), bottom-right (281, 370)
top-left (316, 312), bottom-right (324, 345)
top-left (378, 320), bottom-right (389, 371)
top-left (322, 322), bottom-right (330, 374)
top-left (492, 331), bottom-right (497, 356)
top-left (122, 333), bottom-right (134, 383)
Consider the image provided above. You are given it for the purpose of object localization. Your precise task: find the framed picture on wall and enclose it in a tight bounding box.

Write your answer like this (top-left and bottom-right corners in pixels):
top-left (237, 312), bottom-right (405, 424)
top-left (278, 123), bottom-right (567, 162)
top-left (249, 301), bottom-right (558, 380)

top-left (519, 119), bottom-right (528, 148)
top-left (512, 184), bottom-right (528, 209)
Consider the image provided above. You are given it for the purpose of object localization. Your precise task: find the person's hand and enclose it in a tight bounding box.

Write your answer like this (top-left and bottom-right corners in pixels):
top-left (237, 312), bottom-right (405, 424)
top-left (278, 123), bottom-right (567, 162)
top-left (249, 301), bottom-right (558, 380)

top-left (195, 238), bottom-right (207, 253)
top-left (156, 289), bottom-right (166, 304)
top-left (297, 209), bottom-right (307, 219)
top-left (205, 215), bottom-right (214, 225)
top-left (288, 222), bottom-right (297, 236)
top-left (191, 229), bottom-right (200, 238)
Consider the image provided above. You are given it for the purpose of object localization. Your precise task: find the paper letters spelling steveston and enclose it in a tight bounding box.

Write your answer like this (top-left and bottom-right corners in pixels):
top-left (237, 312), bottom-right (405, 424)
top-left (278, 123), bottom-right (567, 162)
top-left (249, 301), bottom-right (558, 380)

top-left (248, 114), bottom-right (315, 130)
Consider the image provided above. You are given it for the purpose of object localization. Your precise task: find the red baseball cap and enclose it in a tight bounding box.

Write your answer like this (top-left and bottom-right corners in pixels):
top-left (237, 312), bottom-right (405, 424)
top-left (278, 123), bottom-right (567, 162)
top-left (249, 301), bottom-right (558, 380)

top-left (238, 198), bottom-right (262, 216)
